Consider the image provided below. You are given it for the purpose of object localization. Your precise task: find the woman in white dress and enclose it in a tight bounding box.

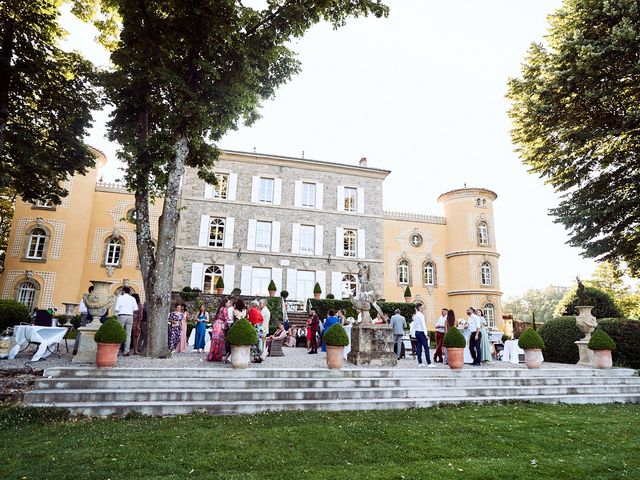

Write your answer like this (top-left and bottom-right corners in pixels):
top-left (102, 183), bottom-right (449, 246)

top-left (477, 309), bottom-right (492, 362)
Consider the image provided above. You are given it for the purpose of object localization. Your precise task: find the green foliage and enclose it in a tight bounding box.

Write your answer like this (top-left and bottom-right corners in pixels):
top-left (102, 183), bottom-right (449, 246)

top-left (504, 285), bottom-right (568, 324)
top-left (0, 299), bottom-right (30, 332)
top-left (538, 317), bottom-right (583, 363)
top-left (323, 324), bottom-right (349, 347)
top-left (309, 299), bottom-right (417, 323)
top-left (280, 290), bottom-right (289, 299)
top-left (268, 280), bottom-right (276, 291)
top-left (598, 318), bottom-right (640, 368)
top-left (518, 328), bottom-right (545, 350)
top-left (507, 0), bottom-right (640, 275)
top-left (226, 319), bottom-right (258, 346)
top-left (443, 327), bottom-right (466, 348)
top-left (588, 328), bottom-right (616, 351)
top-left (94, 318), bottom-right (126, 344)
top-left (313, 282), bottom-right (322, 294)
top-left (180, 287), bottom-right (199, 302)
top-left (266, 297), bottom-right (282, 331)
top-left (0, 187), bottom-right (16, 273)
top-left (326, 294), bottom-right (335, 300)
top-left (403, 286), bottom-right (412, 298)
top-left (501, 334), bottom-right (511, 342)
top-left (589, 261), bottom-right (640, 319)
top-left (215, 276), bottom-right (224, 289)
top-left (554, 285), bottom-right (622, 319)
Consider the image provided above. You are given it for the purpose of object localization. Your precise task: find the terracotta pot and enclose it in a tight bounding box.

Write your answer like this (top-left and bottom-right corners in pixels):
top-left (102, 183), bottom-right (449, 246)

top-left (96, 342), bottom-right (120, 368)
top-left (524, 349), bottom-right (543, 369)
top-left (216, 288), bottom-right (224, 295)
top-left (447, 348), bottom-right (464, 369)
top-left (593, 349), bottom-right (612, 369)
top-left (314, 293), bottom-right (321, 299)
top-left (404, 297), bottom-right (411, 303)
top-left (326, 346), bottom-right (344, 369)
top-left (268, 290), bottom-right (276, 297)
top-left (230, 345), bottom-right (250, 369)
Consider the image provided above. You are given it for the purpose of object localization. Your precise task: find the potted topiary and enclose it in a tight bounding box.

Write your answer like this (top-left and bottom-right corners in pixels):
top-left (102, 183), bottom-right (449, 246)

top-left (280, 290), bottom-right (289, 299)
top-left (268, 280), bottom-right (277, 297)
top-left (324, 323), bottom-right (350, 369)
top-left (215, 276), bottom-right (224, 295)
top-left (518, 328), bottom-right (545, 368)
top-left (588, 328), bottom-right (616, 369)
top-left (326, 293), bottom-right (335, 300)
top-left (403, 286), bottom-right (412, 302)
top-left (94, 318), bottom-right (126, 367)
top-left (313, 282), bottom-right (322, 299)
top-left (443, 327), bottom-right (466, 369)
top-left (225, 318), bottom-right (258, 368)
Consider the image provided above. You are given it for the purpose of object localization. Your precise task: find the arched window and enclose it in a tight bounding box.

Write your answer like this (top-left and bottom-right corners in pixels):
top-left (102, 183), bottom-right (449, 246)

top-left (17, 281), bottom-right (37, 310)
top-left (423, 261), bottom-right (436, 286)
top-left (341, 273), bottom-right (358, 298)
top-left (105, 237), bottom-right (123, 266)
top-left (397, 259), bottom-right (410, 285)
top-left (483, 303), bottom-right (496, 328)
top-left (478, 221), bottom-right (489, 245)
top-left (209, 218), bottom-right (225, 247)
top-left (203, 265), bottom-right (223, 293)
top-left (26, 228), bottom-right (47, 259)
top-left (343, 229), bottom-right (357, 257)
top-left (481, 261), bottom-right (492, 285)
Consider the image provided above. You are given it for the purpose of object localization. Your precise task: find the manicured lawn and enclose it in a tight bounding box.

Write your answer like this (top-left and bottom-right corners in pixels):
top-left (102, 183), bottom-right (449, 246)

top-left (1, 402), bottom-right (639, 479)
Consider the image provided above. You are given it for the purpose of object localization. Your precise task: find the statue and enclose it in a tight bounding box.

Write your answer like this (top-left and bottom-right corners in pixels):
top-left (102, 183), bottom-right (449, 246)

top-left (349, 263), bottom-right (379, 324)
top-left (576, 276), bottom-right (589, 306)
top-left (574, 276), bottom-right (597, 366)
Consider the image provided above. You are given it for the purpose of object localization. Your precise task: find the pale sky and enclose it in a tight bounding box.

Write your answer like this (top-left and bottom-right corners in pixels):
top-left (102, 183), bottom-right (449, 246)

top-left (62, 0), bottom-right (599, 299)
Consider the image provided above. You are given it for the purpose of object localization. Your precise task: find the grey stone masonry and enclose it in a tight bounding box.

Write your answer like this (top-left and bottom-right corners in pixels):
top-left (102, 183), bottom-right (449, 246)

top-left (173, 150), bottom-right (390, 300)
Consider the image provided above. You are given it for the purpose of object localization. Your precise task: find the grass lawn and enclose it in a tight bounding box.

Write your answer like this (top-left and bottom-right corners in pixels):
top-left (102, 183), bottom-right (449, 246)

top-left (1, 402), bottom-right (638, 479)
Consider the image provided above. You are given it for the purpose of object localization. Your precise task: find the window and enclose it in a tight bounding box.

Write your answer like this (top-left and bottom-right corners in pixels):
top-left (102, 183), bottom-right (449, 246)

top-left (344, 187), bottom-right (357, 212)
top-left (258, 177), bottom-right (274, 204)
top-left (255, 221), bottom-right (272, 252)
top-left (484, 303), bottom-right (496, 328)
top-left (481, 261), bottom-right (492, 285)
top-left (343, 229), bottom-right (357, 257)
top-left (17, 281), bottom-right (37, 310)
top-left (295, 270), bottom-right (316, 300)
top-left (251, 267), bottom-right (271, 295)
top-left (213, 174), bottom-right (229, 199)
top-left (26, 228), bottom-right (47, 259)
top-left (208, 218), bottom-right (225, 247)
top-left (478, 221), bottom-right (489, 245)
top-left (424, 261), bottom-right (436, 286)
top-left (299, 225), bottom-right (315, 254)
top-left (105, 237), bottom-right (122, 266)
top-left (301, 182), bottom-right (316, 208)
top-left (342, 274), bottom-right (357, 298)
top-left (398, 259), bottom-right (410, 285)
top-left (34, 199), bottom-right (53, 208)
top-left (410, 233), bottom-right (423, 248)
top-left (203, 265), bottom-right (223, 293)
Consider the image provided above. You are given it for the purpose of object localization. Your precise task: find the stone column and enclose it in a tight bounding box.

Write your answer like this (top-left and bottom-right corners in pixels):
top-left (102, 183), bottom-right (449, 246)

top-left (347, 324), bottom-right (397, 367)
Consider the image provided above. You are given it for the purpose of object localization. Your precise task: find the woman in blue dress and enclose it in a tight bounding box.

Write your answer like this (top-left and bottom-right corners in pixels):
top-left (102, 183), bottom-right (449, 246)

top-left (193, 304), bottom-right (209, 353)
top-left (321, 309), bottom-right (340, 352)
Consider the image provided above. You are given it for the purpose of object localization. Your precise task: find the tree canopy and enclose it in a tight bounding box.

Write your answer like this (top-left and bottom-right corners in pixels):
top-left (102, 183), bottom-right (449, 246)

top-left (504, 285), bottom-right (568, 324)
top-left (507, 0), bottom-right (640, 275)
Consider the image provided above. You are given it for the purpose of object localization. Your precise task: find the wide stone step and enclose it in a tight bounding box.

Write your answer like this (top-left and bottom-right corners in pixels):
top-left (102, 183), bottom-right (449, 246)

top-left (24, 392), bottom-right (640, 417)
top-left (24, 384), bottom-right (640, 404)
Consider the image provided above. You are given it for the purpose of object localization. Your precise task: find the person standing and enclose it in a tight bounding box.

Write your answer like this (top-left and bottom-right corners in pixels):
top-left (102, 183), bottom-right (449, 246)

top-left (390, 309), bottom-right (407, 360)
top-left (443, 308), bottom-right (457, 364)
top-left (131, 293), bottom-right (143, 355)
top-left (412, 303), bottom-right (434, 367)
top-left (434, 308), bottom-right (448, 363)
top-left (114, 286), bottom-right (138, 356)
top-left (175, 303), bottom-right (189, 353)
top-left (466, 307), bottom-right (482, 366)
top-left (308, 308), bottom-right (320, 354)
top-left (260, 299), bottom-right (271, 337)
top-left (73, 286), bottom-right (93, 355)
top-left (193, 304), bottom-right (209, 353)
top-left (248, 300), bottom-right (264, 360)
top-left (208, 298), bottom-right (230, 362)
top-left (321, 309), bottom-right (340, 352)
top-left (168, 304), bottom-right (184, 353)
top-left (477, 308), bottom-right (492, 362)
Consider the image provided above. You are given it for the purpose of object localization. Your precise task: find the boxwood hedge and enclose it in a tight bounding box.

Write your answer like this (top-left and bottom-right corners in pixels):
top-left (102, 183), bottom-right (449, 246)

top-left (538, 317), bottom-right (582, 364)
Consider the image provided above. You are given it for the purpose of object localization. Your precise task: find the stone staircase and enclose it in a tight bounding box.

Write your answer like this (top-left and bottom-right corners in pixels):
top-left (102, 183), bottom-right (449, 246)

top-left (24, 366), bottom-right (640, 417)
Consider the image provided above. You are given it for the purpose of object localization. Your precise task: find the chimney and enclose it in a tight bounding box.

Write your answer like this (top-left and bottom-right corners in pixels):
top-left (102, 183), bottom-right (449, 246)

top-left (359, 157), bottom-right (368, 167)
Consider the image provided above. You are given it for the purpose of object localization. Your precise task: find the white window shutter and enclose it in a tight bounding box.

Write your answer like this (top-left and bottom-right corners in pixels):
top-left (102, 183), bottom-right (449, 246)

top-left (204, 183), bottom-right (214, 199)
top-left (316, 270), bottom-right (326, 297)
top-left (314, 225), bottom-right (323, 256)
top-left (190, 263), bottom-right (204, 289)
top-left (357, 188), bottom-right (365, 214)
top-left (223, 265), bottom-right (235, 294)
top-left (271, 221), bottom-right (281, 253)
top-left (357, 228), bottom-right (366, 259)
top-left (331, 272), bottom-right (343, 298)
top-left (228, 173), bottom-right (238, 201)
top-left (274, 178), bottom-right (282, 205)
top-left (286, 268), bottom-right (297, 299)
top-left (251, 176), bottom-right (259, 203)
top-left (224, 217), bottom-right (235, 249)
top-left (198, 215), bottom-right (210, 247)
top-left (294, 180), bottom-right (302, 207)
top-left (271, 267), bottom-right (283, 293)
top-left (337, 186), bottom-right (344, 212)
top-left (335, 227), bottom-right (344, 256)
top-left (316, 183), bottom-right (324, 209)
top-left (247, 219), bottom-right (257, 250)
top-left (291, 223), bottom-right (300, 254)
top-left (240, 266), bottom-right (252, 295)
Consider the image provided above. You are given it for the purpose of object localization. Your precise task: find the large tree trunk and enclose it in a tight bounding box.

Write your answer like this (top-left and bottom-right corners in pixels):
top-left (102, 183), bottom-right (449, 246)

top-left (138, 135), bottom-right (188, 357)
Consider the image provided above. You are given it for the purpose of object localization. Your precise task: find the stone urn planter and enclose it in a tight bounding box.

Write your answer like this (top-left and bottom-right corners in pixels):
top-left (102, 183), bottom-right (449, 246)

top-left (94, 318), bottom-right (126, 368)
top-left (96, 343), bottom-right (121, 368)
top-left (225, 319), bottom-right (258, 369)
top-left (216, 288), bottom-right (224, 295)
top-left (74, 280), bottom-right (113, 364)
top-left (230, 345), bottom-right (251, 368)
top-left (575, 305), bottom-right (597, 366)
top-left (447, 348), bottom-right (464, 370)
top-left (268, 290), bottom-right (276, 297)
top-left (588, 328), bottom-right (616, 369)
top-left (518, 328), bottom-right (545, 369)
top-left (443, 327), bottom-right (466, 370)
top-left (326, 346), bottom-right (345, 369)
top-left (593, 350), bottom-right (613, 369)
top-left (523, 349), bottom-right (543, 369)
top-left (324, 323), bottom-right (349, 369)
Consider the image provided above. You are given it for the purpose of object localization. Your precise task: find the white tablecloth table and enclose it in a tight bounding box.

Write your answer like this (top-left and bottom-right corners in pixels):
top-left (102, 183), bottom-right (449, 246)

top-left (343, 325), bottom-right (352, 359)
top-left (502, 339), bottom-right (525, 364)
top-left (460, 328), bottom-right (474, 364)
top-left (8, 326), bottom-right (67, 361)
top-left (489, 331), bottom-right (504, 343)
top-left (187, 327), bottom-right (212, 351)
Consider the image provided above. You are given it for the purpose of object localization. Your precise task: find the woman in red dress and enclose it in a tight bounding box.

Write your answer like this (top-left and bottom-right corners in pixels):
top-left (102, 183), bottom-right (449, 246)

top-left (208, 298), bottom-right (230, 362)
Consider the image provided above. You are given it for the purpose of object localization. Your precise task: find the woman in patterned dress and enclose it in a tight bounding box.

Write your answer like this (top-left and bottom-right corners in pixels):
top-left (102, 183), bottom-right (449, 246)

top-left (168, 304), bottom-right (184, 353)
top-left (208, 298), bottom-right (230, 362)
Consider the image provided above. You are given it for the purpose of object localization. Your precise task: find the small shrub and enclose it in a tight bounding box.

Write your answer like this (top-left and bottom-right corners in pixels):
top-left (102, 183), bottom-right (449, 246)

top-left (598, 318), bottom-right (640, 368)
top-left (326, 293), bottom-right (335, 300)
top-left (518, 328), bottom-right (545, 350)
top-left (226, 319), bottom-right (258, 345)
top-left (280, 290), bottom-right (289, 299)
top-left (215, 276), bottom-right (224, 289)
top-left (443, 327), bottom-right (466, 348)
top-left (538, 317), bottom-right (582, 364)
top-left (0, 299), bottom-right (30, 332)
top-left (403, 286), bottom-right (411, 298)
top-left (231, 288), bottom-right (241, 296)
top-left (588, 328), bottom-right (616, 351)
top-left (313, 282), bottom-right (322, 294)
top-left (324, 324), bottom-right (349, 346)
top-left (268, 280), bottom-right (277, 292)
top-left (94, 318), bottom-right (126, 344)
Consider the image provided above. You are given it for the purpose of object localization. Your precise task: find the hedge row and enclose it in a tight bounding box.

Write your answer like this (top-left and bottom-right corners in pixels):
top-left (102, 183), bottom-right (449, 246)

top-left (308, 299), bottom-right (417, 322)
